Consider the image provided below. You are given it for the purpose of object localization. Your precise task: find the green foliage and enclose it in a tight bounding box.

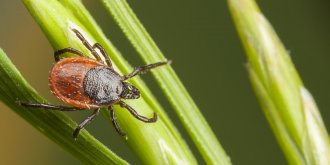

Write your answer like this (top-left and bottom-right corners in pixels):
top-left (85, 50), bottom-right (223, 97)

top-left (228, 0), bottom-right (330, 164)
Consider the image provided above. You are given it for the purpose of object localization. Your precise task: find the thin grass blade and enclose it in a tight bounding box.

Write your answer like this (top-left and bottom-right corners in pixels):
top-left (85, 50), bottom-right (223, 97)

top-left (228, 0), bottom-right (330, 164)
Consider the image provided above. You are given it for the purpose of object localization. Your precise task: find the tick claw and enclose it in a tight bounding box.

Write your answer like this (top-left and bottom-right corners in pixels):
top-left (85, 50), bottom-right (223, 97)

top-left (150, 112), bottom-right (158, 122)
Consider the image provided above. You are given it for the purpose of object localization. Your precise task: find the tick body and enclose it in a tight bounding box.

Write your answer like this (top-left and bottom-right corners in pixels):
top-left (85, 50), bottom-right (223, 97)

top-left (19, 29), bottom-right (170, 139)
top-left (49, 57), bottom-right (123, 109)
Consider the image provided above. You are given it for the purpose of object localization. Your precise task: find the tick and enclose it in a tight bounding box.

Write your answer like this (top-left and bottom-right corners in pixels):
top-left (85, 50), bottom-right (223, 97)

top-left (18, 29), bottom-right (170, 139)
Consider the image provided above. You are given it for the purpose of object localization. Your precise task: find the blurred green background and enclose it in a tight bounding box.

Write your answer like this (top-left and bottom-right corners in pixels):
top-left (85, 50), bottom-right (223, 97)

top-left (0, 0), bottom-right (329, 164)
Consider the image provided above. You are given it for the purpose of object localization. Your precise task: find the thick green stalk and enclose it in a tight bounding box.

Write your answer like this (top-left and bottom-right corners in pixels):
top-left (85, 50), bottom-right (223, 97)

top-left (0, 49), bottom-right (127, 165)
top-left (23, 0), bottom-right (197, 164)
top-left (101, 0), bottom-right (231, 164)
top-left (228, 0), bottom-right (330, 164)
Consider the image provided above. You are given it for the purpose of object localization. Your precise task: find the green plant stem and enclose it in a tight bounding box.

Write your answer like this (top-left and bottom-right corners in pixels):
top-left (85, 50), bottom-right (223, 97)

top-left (101, 0), bottom-right (231, 164)
top-left (228, 0), bottom-right (330, 164)
top-left (0, 49), bottom-right (128, 165)
top-left (23, 0), bottom-right (197, 164)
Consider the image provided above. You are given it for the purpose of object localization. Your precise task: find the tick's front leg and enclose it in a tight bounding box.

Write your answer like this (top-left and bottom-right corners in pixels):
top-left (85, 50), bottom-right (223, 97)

top-left (122, 60), bottom-right (171, 80)
top-left (108, 105), bottom-right (126, 137)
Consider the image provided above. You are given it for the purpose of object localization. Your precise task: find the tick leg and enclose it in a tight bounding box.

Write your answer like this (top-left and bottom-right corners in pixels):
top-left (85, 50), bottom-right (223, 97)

top-left (109, 105), bottom-right (126, 136)
top-left (118, 101), bottom-right (157, 123)
top-left (92, 43), bottom-right (112, 67)
top-left (122, 60), bottom-right (171, 80)
top-left (18, 101), bottom-right (83, 111)
top-left (72, 29), bottom-right (102, 62)
top-left (73, 108), bottom-right (100, 140)
top-left (54, 47), bottom-right (85, 62)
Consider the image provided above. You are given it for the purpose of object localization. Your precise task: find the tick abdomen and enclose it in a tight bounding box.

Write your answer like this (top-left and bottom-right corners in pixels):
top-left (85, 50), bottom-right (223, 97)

top-left (49, 57), bottom-right (106, 109)
top-left (83, 66), bottom-right (123, 105)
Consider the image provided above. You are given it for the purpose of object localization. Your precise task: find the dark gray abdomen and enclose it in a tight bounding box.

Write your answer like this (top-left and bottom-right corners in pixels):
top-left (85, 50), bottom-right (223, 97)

top-left (83, 66), bottom-right (123, 104)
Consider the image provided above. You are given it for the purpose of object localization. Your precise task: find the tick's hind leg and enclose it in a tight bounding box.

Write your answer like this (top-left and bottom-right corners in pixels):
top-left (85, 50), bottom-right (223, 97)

top-left (54, 48), bottom-right (85, 62)
top-left (18, 101), bottom-right (83, 111)
top-left (109, 105), bottom-right (126, 136)
top-left (72, 29), bottom-right (103, 62)
top-left (118, 101), bottom-right (157, 123)
top-left (92, 43), bottom-right (112, 67)
top-left (73, 108), bottom-right (100, 140)
top-left (122, 60), bottom-right (171, 80)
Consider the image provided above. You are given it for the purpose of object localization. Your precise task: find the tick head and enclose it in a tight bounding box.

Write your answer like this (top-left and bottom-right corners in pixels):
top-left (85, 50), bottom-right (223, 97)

top-left (120, 82), bottom-right (140, 99)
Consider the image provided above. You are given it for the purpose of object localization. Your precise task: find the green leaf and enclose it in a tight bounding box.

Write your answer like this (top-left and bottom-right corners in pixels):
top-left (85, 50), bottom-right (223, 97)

top-left (100, 0), bottom-right (231, 164)
top-left (228, 0), bottom-right (330, 164)
top-left (0, 48), bottom-right (128, 165)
